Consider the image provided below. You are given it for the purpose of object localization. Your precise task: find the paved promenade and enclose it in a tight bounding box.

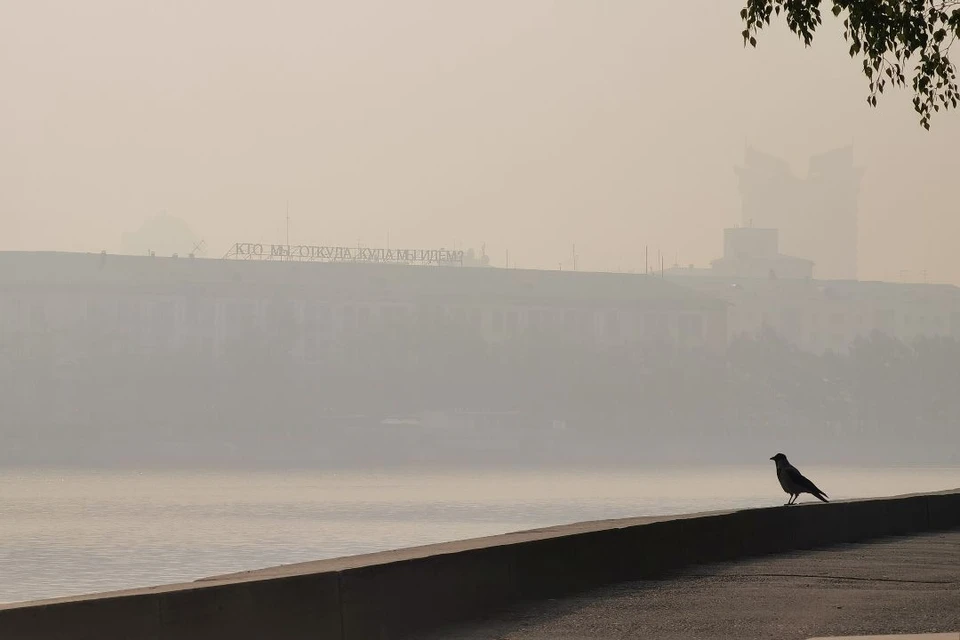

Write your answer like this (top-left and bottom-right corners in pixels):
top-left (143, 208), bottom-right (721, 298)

top-left (424, 531), bottom-right (959, 640)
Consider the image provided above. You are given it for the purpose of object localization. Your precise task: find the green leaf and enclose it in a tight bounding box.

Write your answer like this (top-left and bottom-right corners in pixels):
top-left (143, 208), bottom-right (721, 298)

top-left (738, 0), bottom-right (958, 129)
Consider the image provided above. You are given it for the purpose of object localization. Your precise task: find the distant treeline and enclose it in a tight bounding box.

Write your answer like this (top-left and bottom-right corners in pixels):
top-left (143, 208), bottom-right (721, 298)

top-left (1, 326), bottom-right (957, 464)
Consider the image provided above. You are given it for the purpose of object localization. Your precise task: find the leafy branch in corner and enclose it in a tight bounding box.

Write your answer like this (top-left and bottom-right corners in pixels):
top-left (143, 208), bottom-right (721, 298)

top-left (741, 0), bottom-right (960, 129)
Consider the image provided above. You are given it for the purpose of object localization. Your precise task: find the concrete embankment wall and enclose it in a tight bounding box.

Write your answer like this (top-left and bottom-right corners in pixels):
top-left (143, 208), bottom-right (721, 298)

top-left (1, 489), bottom-right (958, 640)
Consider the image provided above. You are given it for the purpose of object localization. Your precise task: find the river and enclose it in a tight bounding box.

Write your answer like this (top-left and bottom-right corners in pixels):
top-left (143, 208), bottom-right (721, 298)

top-left (1, 464), bottom-right (957, 604)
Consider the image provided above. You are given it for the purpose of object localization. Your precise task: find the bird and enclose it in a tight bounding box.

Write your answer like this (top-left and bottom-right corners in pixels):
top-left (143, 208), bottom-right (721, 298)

top-left (769, 453), bottom-right (829, 505)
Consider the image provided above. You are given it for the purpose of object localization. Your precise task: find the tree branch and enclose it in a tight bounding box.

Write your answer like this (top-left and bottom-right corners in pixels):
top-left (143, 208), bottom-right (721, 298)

top-left (742, 0), bottom-right (960, 129)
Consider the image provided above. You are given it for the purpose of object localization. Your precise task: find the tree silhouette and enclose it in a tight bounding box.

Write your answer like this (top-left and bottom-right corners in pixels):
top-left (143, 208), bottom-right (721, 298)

top-left (741, 0), bottom-right (960, 129)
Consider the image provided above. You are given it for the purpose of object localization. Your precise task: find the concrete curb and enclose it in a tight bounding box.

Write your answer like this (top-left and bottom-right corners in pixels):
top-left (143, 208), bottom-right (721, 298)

top-left (1, 489), bottom-right (957, 640)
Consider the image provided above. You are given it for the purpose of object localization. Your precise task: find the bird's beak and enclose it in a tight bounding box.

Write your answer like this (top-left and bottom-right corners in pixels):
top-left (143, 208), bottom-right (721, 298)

top-left (769, 456), bottom-right (775, 460)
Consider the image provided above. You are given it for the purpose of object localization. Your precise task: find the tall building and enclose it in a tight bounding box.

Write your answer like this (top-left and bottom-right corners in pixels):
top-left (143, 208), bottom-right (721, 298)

top-left (710, 227), bottom-right (813, 280)
top-left (735, 146), bottom-right (862, 280)
top-left (666, 227), bottom-right (960, 354)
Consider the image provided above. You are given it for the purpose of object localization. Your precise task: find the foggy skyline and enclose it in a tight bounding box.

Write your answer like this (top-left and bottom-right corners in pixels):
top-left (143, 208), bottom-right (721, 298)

top-left (2, 1), bottom-right (959, 283)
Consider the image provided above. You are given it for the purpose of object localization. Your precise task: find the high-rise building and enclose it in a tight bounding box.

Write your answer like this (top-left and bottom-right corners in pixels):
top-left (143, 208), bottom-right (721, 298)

top-left (735, 146), bottom-right (862, 280)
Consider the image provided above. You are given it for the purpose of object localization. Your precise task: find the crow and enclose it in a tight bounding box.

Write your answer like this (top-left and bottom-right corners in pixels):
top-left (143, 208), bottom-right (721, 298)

top-left (770, 453), bottom-right (829, 505)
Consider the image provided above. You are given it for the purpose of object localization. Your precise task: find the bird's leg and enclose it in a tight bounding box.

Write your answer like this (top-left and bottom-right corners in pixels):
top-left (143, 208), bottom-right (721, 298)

top-left (789, 494), bottom-right (797, 505)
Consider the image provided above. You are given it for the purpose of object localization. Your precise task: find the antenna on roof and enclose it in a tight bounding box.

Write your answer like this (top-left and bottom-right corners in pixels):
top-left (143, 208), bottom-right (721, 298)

top-left (190, 239), bottom-right (207, 258)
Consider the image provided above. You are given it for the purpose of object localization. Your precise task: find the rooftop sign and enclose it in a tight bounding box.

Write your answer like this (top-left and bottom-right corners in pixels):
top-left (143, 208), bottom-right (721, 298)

top-left (224, 243), bottom-right (464, 266)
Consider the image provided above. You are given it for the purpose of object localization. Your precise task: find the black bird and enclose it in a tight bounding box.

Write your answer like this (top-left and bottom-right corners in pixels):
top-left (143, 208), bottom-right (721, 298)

top-left (770, 453), bottom-right (829, 505)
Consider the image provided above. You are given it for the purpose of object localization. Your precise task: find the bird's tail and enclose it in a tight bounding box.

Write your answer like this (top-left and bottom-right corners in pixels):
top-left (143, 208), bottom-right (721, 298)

top-left (813, 490), bottom-right (829, 503)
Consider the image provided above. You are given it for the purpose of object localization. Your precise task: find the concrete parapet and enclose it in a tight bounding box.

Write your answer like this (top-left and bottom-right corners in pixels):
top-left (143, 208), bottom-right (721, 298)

top-left (0, 592), bottom-right (161, 640)
top-left (927, 490), bottom-right (960, 530)
top-left (157, 573), bottom-right (342, 639)
top-left (0, 573), bottom-right (342, 640)
top-left (339, 545), bottom-right (514, 640)
top-left (1, 489), bottom-right (957, 640)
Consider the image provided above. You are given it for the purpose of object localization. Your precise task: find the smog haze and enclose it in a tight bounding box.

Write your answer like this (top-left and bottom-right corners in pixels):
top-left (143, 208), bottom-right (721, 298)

top-left (3, 0), bottom-right (960, 282)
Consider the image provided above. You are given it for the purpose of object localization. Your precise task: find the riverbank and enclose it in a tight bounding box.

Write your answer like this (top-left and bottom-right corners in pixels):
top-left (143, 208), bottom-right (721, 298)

top-left (1, 489), bottom-right (957, 639)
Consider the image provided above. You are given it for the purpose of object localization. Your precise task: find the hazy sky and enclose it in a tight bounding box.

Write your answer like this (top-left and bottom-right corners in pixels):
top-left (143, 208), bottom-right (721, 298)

top-left (2, 1), bottom-right (959, 283)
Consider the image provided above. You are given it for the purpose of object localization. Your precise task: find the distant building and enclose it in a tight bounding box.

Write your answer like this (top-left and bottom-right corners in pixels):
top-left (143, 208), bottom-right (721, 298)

top-left (120, 213), bottom-right (201, 258)
top-left (735, 146), bottom-right (862, 280)
top-left (666, 275), bottom-right (960, 354)
top-left (710, 227), bottom-right (813, 280)
top-left (0, 251), bottom-right (728, 368)
top-left (666, 228), bottom-right (960, 353)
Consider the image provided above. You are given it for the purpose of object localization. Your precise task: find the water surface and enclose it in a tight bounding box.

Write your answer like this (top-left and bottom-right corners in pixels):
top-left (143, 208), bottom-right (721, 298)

top-left (1, 465), bottom-right (957, 604)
